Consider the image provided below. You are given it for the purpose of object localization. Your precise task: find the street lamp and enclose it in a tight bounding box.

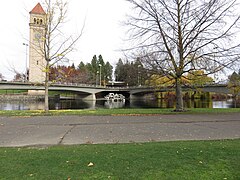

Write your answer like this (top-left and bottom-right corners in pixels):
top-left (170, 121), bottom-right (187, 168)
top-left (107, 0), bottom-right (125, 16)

top-left (23, 43), bottom-right (28, 81)
top-left (138, 65), bottom-right (141, 86)
top-left (96, 71), bottom-right (99, 86)
top-left (99, 64), bottom-right (102, 86)
top-left (213, 46), bottom-right (218, 82)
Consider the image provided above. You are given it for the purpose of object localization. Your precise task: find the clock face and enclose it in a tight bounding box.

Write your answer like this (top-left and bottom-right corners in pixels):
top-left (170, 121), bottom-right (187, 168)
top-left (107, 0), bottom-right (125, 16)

top-left (35, 33), bottom-right (42, 40)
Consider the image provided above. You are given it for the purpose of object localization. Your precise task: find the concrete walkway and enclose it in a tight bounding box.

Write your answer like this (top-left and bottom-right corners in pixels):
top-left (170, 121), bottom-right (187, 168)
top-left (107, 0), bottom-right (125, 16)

top-left (0, 113), bottom-right (240, 147)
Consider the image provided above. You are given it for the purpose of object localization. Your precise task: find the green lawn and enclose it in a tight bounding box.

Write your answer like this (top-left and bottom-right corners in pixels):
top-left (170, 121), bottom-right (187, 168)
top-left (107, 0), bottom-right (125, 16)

top-left (0, 108), bottom-right (240, 117)
top-left (0, 139), bottom-right (239, 179)
top-left (0, 90), bottom-right (27, 94)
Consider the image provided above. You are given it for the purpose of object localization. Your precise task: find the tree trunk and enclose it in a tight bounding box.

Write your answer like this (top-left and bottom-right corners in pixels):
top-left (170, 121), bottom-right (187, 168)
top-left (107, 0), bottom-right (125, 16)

top-left (44, 63), bottom-right (50, 112)
top-left (175, 77), bottom-right (184, 111)
top-left (233, 95), bottom-right (237, 108)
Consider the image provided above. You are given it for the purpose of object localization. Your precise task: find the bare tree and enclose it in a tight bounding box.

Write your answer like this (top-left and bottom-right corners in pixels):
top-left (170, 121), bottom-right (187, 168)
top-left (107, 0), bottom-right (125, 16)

top-left (34, 0), bottom-right (84, 112)
top-left (125, 0), bottom-right (240, 111)
top-left (6, 63), bottom-right (27, 82)
top-left (0, 73), bottom-right (4, 81)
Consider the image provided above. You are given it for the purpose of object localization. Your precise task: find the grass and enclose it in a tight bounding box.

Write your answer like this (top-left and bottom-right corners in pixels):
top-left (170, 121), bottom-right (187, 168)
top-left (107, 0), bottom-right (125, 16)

top-left (0, 108), bottom-right (239, 117)
top-left (0, 139), bottom-right (239, 179)
top-left (0, 90), bottom-right (27, 94)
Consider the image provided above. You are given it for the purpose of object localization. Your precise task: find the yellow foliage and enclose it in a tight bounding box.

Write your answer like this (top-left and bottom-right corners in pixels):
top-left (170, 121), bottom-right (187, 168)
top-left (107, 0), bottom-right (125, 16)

top-left (186, 70), bottom-right (213, 86)
top-left (147, 70), bottom-right (213, 87)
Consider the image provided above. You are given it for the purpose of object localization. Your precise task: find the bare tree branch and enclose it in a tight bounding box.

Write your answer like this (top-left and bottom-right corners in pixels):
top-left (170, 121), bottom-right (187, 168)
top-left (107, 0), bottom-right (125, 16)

top-left (31, 0), bottom-right (84, 112)
top-left (125, 0), bottom-right (240, 111)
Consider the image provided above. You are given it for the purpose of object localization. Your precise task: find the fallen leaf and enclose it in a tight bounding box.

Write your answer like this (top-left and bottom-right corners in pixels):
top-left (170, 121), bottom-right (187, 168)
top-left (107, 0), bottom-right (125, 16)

top-left (88, 162), bottom-right (94, 167)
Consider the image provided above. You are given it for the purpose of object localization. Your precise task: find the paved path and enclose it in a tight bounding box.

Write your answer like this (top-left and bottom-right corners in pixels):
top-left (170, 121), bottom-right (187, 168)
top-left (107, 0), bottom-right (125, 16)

top-left (0, 113), bottom-right (240, 147)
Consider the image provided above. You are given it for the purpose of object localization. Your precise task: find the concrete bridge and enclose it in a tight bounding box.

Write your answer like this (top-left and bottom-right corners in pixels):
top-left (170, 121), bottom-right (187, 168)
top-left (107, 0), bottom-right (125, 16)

top-left (0, 81), bottom-right (231, 100)
top-left (0, 82), bottom-right (130, 100)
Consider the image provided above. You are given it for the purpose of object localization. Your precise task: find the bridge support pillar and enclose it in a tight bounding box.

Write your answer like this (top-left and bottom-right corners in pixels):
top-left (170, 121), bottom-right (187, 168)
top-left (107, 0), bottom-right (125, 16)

top-left (83, 93), bottom-right (96, 100)
top-left (130, 94), bottom-right (145, 100)
top-left (28, 90), bottom-right (45, 95)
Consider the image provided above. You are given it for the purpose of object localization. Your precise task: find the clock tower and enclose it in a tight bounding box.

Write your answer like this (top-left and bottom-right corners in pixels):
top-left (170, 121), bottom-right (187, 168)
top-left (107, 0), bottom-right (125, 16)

top-left (29, 3), bottom-right (46, 83)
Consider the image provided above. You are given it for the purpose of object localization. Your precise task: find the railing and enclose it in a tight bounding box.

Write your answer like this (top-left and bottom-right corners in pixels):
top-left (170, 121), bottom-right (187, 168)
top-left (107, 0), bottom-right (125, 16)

top-left (0, 80), bottom-right (227, 90)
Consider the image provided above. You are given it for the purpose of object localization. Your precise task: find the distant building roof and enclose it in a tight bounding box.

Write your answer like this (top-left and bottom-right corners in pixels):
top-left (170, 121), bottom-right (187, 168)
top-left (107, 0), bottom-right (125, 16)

top-left (107, 81), bottom-right (126, 87)
top-left (108, 81), bottom-right (125, 84)
top-left (30, 3), bottom-right (46, 15)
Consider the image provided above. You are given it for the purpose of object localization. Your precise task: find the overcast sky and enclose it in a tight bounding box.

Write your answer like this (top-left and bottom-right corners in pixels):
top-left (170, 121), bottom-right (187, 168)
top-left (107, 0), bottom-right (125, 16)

top-left (0, 0), bottom-right (130, 80)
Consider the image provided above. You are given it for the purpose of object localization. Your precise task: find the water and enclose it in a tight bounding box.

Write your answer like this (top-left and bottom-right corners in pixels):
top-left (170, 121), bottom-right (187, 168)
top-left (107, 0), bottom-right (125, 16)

top-left (0, 99), bottom-right (238, 110)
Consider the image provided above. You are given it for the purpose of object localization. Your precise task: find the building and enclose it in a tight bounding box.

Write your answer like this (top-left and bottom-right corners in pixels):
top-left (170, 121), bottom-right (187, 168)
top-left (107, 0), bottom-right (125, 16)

top-left (29, 3), bottom-right (46, 83)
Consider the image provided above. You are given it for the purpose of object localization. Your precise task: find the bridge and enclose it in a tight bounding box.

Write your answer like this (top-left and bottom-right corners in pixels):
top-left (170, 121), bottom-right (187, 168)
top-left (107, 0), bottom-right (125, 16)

top-left (0, 81), bottom-right (231, 100)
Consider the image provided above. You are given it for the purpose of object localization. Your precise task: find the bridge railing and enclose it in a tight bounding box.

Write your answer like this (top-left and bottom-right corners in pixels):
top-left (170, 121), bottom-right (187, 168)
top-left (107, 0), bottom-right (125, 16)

top-left (0, 81), bottom-right (227, 90)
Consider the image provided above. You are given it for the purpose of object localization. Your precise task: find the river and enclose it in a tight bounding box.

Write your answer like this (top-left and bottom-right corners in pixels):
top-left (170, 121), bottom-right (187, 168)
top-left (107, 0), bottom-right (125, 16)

top-left (0, 99), bottom-right (238, 110)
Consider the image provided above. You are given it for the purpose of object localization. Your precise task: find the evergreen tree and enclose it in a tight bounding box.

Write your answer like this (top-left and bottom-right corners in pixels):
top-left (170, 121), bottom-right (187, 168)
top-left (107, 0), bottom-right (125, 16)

top-left (105, 61), bottom-right (113, 81)
top-left (228, 71), bottom-right (240, 108)
top-left (115, 58), bottom-right (148, 86)
top-left (114, 59), bottom-right (124, 81)
top-left (78, 61), bottom-right (85, 70)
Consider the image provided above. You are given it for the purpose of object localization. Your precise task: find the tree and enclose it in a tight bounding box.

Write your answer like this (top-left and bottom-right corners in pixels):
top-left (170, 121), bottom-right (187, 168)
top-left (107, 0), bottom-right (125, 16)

top-left (77, 61), bottom-right (91, 84)
top-left (114, 59), bottom-right (136, 85)
top-left (13, 72), bottom-right (25, 82)
top-left (228, 71), bottom-right (240, 108)
top-left (115, 59), bottom-right (124, 81)
top-left (185, 70), bottom-right (213, 86)
top-left (104, 61), bottom-right (113, 84)
top-left (78, 61), bottom-right (86, 70)
top-left (115, 58), bottom-right (148, 86)
top-left (50, 65), bottom-right (78, 83)
top-left (147, 75), bottom-right (175, 88)
top-left (0, 73), bottom-right (4, 81)
top-left (36, 0), bottom-right (84, 112)
top-left (85, 55), bottom-right (113, 85)
top-left (125, 0), bottom-right (240, 111)
top-left (86, 55), bottom-right (99, 84)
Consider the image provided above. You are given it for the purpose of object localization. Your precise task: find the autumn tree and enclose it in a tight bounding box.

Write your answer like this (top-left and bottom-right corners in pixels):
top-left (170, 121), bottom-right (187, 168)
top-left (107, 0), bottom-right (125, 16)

top-left (50, 65), bottom-right (79, 83)
top-left (185, 71), bottom-right (213, 86)
top-left (0, 73), bottom-right (3, 81)
top-left (146, 75), bottom-right (175, 88)
top-left (228, 71), bottom-right (240, 108)
top-left (36, 0), bottom-right (84, 111)
top-left (13, 73), bottom-right (25, 82)
top-left (125, 0), bottom-right (240, 111)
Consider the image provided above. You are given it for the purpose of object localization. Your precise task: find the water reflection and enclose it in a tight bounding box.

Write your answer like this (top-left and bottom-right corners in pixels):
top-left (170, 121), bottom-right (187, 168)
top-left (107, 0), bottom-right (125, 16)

top-left (50, 99), bottom-right (93, 110)
top-left (0, 98), bottom-right (239, 110)
top-left (0, 101), bottom-right (45, 110)
top-left (104, 100), bottom-right (126, 109)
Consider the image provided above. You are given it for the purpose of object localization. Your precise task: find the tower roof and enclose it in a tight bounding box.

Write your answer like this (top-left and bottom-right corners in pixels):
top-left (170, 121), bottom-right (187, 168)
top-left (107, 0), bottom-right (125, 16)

top-left (30, 3), bottom-right (46, 15)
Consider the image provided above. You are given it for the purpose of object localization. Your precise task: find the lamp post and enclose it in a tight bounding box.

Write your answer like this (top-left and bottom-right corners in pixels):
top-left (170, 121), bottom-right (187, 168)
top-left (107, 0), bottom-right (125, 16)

top-left (96, 71), bottom-right (99, 86)
top-left (23, 43), bottom-right (28, 81)
top-left (99, 64), bottom-right (102, 86)
top-left (213, 46), bottom-right (218, 82)
top-left (138, 65), bottom-right (141, 86)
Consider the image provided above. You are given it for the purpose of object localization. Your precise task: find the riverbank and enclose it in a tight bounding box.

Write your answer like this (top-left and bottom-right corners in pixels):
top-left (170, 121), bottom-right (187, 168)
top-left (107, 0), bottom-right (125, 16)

top-left (0, 113), bottom-right (240, 179)
top-left (0, 94), bottom-right (44, 101)
top-left (0, 108), bottom-right (240, 117)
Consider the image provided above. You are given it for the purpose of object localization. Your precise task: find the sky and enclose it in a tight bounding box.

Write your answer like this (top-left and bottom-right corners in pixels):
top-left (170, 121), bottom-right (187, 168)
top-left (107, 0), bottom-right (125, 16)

top-left (0, 0), bottom-right (131, 80)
